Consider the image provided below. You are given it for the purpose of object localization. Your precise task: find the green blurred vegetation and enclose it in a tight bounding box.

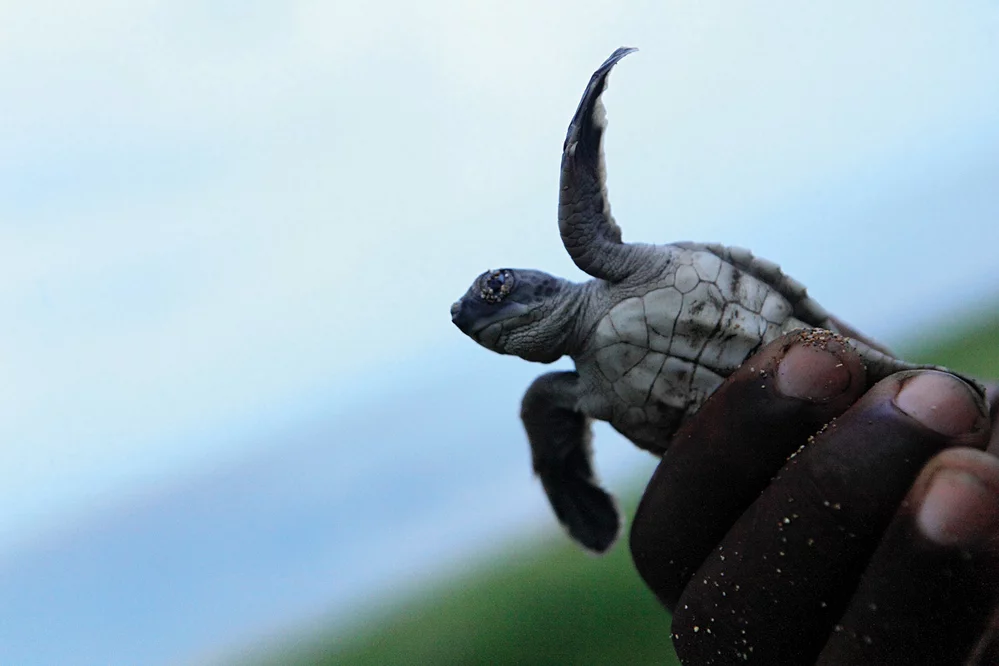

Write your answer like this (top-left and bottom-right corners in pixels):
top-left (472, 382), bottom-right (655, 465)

top-left (902, 308), bottom-right (999, 379)
top-left (282, 531), bottom-right (677, 666)
top-left (257, 308), bottom-right (997, 666)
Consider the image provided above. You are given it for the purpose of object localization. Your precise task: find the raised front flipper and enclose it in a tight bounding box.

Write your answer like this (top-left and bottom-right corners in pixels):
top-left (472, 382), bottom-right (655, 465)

top-left (559, 47), bottom-right (641, 283)
top-left (521, 371), bottom-right (620, 553)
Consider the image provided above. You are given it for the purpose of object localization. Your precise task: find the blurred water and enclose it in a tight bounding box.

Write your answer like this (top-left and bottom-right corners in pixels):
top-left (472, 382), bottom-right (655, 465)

top-left (3, 4), bottom-right (999, 665)
top-left (3, 140), bottom-right (999, 663)
top-left (0, 351), bottom-right (651, 666)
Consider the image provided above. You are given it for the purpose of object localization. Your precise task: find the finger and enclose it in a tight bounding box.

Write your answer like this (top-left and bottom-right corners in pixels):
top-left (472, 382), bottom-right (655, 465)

top-left (631, 330), bottom-right (869, 610)
top-left (986, 382), bottom-right (999, 454)
top-left (968, 606), bottom-right (999, 665)
top-left (670, 370), bottom-right (991, 666)
top-left (816, 448), bottom-right (999, 666)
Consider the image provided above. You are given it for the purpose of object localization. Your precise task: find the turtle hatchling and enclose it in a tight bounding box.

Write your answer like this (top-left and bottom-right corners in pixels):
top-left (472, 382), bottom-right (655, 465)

top-left (450, 47), bottom-right (979, 554)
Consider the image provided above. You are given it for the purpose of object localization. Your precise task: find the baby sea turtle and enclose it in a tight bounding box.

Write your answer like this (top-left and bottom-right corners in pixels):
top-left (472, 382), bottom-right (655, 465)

top-left (450, 47), bottom-right (973, 553)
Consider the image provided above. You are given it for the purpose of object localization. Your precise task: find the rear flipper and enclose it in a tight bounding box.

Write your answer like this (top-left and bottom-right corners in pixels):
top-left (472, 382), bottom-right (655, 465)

top-left (521, 371), bottom-right (621, 553)
top-left (793, 326), bottom-right (986, 398)
top-left (851, 337), bottom-right (986, 398)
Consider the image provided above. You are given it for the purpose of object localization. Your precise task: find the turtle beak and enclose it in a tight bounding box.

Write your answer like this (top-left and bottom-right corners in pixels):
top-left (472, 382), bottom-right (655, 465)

top-left (451, 295), bottom-right (528, 342)
top-left (451, 299), bottom-right (473, 334)
top-left (451, 297), bottom-right (493, 337)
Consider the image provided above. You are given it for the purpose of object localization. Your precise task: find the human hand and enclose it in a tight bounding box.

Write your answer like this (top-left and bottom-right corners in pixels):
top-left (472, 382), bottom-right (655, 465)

top-left (630, 330), bottom-right (999, 665)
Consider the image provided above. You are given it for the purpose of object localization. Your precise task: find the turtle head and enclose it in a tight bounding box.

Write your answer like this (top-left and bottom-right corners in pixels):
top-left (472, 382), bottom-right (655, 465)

top-left (451, 268), bottom-right (577, 362)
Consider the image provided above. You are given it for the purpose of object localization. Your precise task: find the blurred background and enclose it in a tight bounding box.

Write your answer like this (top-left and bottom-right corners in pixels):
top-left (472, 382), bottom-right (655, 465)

top-left (2, 2), bottom-right (998, 664)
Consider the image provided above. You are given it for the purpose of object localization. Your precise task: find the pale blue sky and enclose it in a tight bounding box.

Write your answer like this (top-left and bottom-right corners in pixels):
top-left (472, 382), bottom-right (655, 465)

top-left (2, 0), bottom-right (998, 559)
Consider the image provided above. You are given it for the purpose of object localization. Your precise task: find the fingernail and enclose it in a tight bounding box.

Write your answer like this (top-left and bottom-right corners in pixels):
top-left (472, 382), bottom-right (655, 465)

top-left (777, 344), bottom-right (852, 400)
top-left (894, 372), bottom-right (983, 437)
top-left (917, 469), bottom-right (999, 546)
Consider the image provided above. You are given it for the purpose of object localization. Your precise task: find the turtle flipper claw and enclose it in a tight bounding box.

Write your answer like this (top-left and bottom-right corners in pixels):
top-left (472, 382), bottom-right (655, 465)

top-left (521, 371), bottom-right (622, 553)
top-left (563, 46), bottom-right (637, 156)
top-left (539, 468), bottom-right (620, 553)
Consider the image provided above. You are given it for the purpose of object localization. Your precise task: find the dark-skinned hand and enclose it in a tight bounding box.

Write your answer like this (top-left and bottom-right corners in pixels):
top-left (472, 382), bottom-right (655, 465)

top-left (630, 330), bottom-right (999, 665)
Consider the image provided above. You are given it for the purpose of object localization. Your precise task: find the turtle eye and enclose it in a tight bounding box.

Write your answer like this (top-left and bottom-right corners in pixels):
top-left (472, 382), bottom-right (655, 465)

top-left (480, 270), bottom-right (513, 304)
